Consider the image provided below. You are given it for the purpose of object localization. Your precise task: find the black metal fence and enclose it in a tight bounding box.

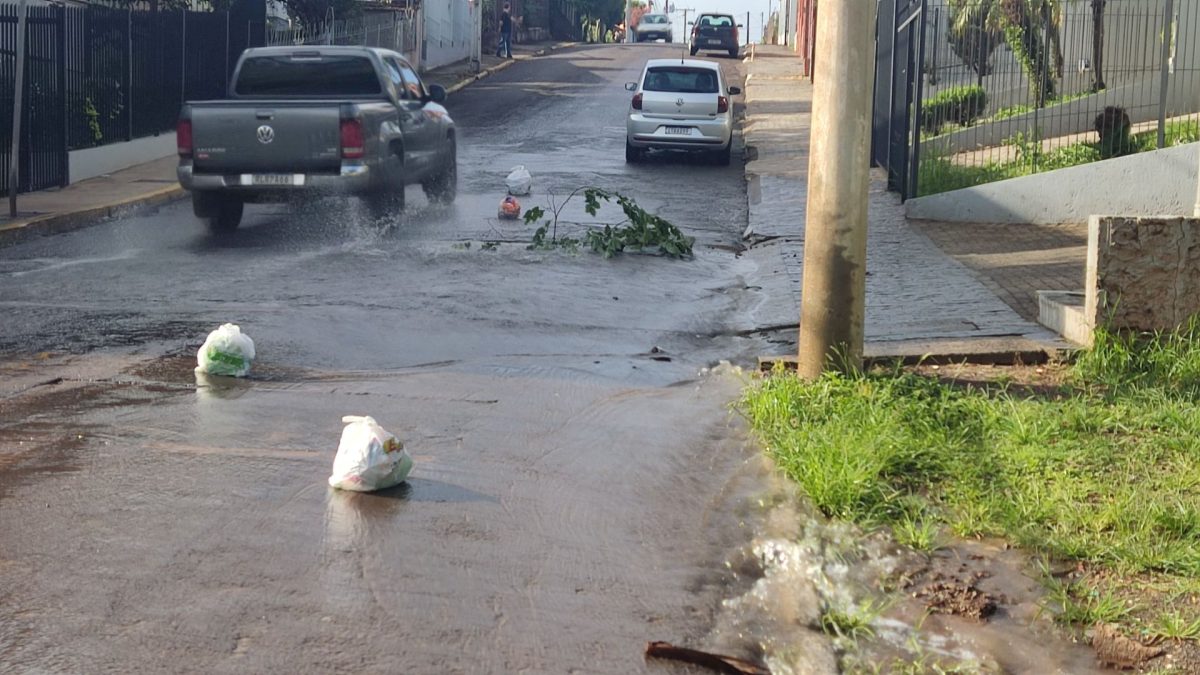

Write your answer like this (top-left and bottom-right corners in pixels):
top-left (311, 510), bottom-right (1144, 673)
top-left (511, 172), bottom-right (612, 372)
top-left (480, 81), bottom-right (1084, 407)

top-left (873, 0), bottom-right (1200, 200)
top-left (1, 5), bottom-right (67, 195)
top-left (1, 4), bottom-right (255, 197)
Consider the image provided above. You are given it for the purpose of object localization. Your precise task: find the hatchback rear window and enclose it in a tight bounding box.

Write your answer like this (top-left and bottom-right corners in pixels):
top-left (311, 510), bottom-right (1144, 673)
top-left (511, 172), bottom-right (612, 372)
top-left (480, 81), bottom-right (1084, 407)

top-left (235, 55), bottom-right (382, 97)
top-left (642, 15), bottom-right (668, 24)
top-left (643, 67), bottom-right (719, 94)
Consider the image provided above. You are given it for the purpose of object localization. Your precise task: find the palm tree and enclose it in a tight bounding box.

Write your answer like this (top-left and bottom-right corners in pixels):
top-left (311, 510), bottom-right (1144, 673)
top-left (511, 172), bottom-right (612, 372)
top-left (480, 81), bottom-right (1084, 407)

top-left (946, 0), bottom-right (1058, 104)
top-left (947, 0), bottom-right (1002, 86)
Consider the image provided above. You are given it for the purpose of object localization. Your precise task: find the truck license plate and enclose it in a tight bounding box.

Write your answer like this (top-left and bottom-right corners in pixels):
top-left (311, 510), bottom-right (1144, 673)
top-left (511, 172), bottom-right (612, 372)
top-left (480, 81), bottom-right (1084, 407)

top-left (707, 39), bottom-right (721, 45)
top-left (665, 126), bottom-right (691, 136)
top-left (243, 174), bottom-right (305, 186)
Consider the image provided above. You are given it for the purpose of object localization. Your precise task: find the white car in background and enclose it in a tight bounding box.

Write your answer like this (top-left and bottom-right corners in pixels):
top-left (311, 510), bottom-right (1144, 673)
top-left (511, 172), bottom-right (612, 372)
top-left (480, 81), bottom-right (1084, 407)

top-left (624, 58), bottom-right (740, 165)
top-left (634, 13), bottom-right (673, 42)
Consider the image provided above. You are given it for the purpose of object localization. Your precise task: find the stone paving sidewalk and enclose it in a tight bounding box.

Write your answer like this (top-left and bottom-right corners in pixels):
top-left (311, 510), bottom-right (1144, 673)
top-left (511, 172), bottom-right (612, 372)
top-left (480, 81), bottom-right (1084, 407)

top-left (740, 45), bottom-right (1067, 356)
top-left (914, 220), bottom-right (1088, 323)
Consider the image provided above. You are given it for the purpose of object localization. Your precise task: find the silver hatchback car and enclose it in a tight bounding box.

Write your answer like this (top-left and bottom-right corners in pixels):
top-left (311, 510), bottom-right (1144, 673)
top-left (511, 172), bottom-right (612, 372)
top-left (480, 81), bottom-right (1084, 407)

top-left (624, 58), bottom-right (740, 165)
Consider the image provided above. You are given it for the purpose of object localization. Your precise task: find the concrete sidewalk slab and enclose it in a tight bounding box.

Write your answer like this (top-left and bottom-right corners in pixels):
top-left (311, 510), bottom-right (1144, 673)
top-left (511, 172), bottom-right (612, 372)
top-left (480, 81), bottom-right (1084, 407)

top-left (0, 156), bottom-right (183, 246)
top-left (0, 41), bottom-right (576, 246)
top-left (740, 44), bottom-right (1069, 359)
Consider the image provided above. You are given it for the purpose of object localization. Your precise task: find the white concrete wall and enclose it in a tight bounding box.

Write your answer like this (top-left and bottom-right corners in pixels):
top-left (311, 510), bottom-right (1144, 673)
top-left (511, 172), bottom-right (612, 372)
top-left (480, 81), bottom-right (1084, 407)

top-left (905, 141), bottom-right (1200, 224)
top-left (421, 0), bottom-right (471, 70)
top-left (69, 133), bottom-right (176, 184)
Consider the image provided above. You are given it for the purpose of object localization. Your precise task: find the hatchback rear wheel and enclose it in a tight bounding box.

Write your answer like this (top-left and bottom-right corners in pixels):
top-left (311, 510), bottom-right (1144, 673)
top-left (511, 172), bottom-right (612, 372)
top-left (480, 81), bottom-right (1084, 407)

top-left (713, 138), bottom-right (732, 166)
top-left (625, 139), bottom-right (645, 164)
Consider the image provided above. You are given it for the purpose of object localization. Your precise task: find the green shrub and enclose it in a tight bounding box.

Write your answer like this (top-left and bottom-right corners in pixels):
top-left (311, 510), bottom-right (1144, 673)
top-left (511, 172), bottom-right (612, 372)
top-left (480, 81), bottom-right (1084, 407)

top-left (921, 85), bottom-right (989, 134)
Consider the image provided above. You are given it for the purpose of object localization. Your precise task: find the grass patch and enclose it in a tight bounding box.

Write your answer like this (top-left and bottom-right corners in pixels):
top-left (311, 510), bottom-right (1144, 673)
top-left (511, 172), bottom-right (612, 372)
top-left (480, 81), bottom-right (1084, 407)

top-left (1040, 574), bottom-right (1137, 626)
top-left (1147, 610), bottom-right (1200, 641)
top-left (820, 598), bottom-right (888, 643)
top-left (741, 323), bottom-right (1200, 633)
top-left (918, 118), bottom-right (1200, 196)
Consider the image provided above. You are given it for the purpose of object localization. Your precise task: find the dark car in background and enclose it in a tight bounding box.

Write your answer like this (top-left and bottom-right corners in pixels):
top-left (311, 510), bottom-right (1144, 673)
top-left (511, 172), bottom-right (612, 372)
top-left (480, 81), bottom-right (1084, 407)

top-left (689, 13), bottom-right (740, 58)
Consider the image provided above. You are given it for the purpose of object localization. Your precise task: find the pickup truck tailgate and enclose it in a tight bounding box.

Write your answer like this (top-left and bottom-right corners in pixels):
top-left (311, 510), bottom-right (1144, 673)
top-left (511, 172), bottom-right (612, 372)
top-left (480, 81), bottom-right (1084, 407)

top-left (191, 103), bottom-right (342, 174)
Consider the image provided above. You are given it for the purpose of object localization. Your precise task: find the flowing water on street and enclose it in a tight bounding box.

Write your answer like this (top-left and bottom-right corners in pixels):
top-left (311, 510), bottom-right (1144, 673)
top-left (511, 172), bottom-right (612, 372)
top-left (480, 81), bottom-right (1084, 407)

top-left (0, 44), bottom-right (1127, 673)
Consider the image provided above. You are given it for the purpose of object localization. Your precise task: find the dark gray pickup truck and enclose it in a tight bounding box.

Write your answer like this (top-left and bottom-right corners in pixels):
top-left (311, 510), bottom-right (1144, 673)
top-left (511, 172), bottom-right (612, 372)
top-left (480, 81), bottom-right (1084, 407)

top-left (177, 46), bottom-right (456, 233)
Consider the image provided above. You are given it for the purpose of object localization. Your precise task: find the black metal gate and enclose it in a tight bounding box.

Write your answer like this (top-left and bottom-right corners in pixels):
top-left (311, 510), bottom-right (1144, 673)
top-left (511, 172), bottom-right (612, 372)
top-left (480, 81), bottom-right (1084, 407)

top-left (1, 5), bottom-right (68, 196)
top-left (871, 0), bottom-right (927, 200)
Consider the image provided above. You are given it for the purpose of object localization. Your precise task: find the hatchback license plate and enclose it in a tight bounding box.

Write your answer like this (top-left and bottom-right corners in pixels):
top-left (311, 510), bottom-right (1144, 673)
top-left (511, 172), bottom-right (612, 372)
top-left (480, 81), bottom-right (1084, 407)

top-left (665, 126), bottom-right (691, 136)
top-left (244, 174), bottom-right (304, 186)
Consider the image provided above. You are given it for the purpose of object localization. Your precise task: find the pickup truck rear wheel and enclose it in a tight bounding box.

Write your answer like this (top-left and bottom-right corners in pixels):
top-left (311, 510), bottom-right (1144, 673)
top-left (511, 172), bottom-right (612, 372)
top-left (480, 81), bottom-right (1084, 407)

top-left (199, 196), bottom-right (243, 234)
top-left (364, 189), bottom-right (405, 220)
top-left (422, 142), bottom-right (458, 205)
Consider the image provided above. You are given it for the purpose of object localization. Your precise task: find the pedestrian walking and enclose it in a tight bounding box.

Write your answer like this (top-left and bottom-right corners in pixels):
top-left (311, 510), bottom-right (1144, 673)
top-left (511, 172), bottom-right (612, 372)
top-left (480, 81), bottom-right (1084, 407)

top-left (497, 3), bottom-right (514, 59)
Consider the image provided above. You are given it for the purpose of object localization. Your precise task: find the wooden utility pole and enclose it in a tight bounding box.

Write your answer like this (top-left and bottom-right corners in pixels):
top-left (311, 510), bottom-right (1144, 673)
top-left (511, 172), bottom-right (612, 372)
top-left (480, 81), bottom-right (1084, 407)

top-left (796, 0), bottom-right (877, 378)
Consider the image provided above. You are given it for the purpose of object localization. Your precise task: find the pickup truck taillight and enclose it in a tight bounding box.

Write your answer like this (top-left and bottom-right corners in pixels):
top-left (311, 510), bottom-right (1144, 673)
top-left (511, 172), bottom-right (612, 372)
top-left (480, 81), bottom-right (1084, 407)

top-left (632, 93), bottom-right (643, 110)
top-left (718, 96), bottom-right (729, 114)
top-left (177, 119), bottom-right (193, 158)
top-left (340, 118), bottom-right (365, 159)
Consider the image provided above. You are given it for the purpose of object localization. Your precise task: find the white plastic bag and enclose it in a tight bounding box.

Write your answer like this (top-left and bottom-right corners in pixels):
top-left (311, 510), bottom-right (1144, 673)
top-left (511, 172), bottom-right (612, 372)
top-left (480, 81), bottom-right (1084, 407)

top-left (329, 415), bottom-right (413, 492)
top-left (195, 323), bottom-right (256, 377)
top-left (505, 165), bottom-right (532, 196)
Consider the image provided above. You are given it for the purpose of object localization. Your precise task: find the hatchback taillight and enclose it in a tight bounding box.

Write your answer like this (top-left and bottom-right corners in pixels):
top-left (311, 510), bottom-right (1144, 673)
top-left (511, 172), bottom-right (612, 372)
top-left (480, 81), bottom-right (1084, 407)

top-left (340, 118), bottom-right (365, 159)
top-left (632, 93), bottom-right (643, 110)
top-left (717, 96), bottom-right (728, 114)
top-left (176, 119), bottom-right (193, 157)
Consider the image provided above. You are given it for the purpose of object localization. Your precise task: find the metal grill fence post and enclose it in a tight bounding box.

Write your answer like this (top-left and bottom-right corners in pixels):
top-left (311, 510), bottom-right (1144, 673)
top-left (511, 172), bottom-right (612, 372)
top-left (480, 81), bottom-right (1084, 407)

top-left (909, 0), bottom-right (927, 199)
top-left (180, 10), bottom-right (186, 107)
top-left (126, 8), bottom-right (132, 141)
top-left (929, 6), bottom-right (938, 86)
top-left (9, 0), bottom-right (29, 212)
top-left (56, 4), bottom-right (66, 187)
top-left (1031, 9), bottom-right (1052, 172)
top-left (1157, 0), bottom-right (1175, 149)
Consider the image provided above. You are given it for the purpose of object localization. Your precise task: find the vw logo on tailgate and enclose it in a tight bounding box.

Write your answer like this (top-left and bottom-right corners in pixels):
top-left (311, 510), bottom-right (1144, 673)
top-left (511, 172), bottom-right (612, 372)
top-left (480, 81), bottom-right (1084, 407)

top-left (256, 125), bottom-right (275, 144)
top-left (676, 98), bottom-right (684, 107)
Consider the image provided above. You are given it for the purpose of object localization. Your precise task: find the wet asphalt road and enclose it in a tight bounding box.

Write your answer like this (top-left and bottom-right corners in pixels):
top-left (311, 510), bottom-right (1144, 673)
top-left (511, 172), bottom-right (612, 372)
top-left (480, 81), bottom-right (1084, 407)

top-left (0, 45), bottom-right (786, 673)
